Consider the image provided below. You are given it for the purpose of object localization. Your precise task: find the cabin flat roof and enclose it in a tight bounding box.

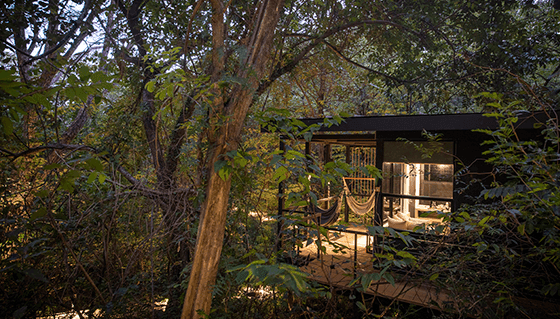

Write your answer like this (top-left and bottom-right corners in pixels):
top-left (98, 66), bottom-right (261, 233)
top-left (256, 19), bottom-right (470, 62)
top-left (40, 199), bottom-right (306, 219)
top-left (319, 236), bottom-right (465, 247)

top-left (299, 112), bottom-right (548, 134)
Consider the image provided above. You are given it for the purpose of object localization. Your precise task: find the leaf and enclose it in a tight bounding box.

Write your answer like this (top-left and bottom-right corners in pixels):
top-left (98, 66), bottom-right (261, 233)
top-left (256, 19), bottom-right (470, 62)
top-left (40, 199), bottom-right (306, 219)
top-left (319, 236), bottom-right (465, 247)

top-left (334, 168), bottom-right (347, 176)
top-left (98, 173), bottom-right (107, 184)
top-left (1, 116), bottom-right (13, 135)
top-left (333, 114), bottom-right (343, 124)
top-left (291, 119), bottom-right (306, 128)
top-left (367, 225), bottom-right (385, 235)
top-left (78, 65), bottom-right (90, 81)
top-left (30, 207), bottom-right (47, 220)
top-left (429, 273), bottom-right (439, 281)
top-left (214, 160), bottom-right (228, 173)
top-left (58, 180), bottom-right (75, 192)
top-left (66, 170), bottom-right (82, 178)
top-left (318, 226), bottom-right (329, 238)
top-left (360, 272), bottom-right (379, 291)
top-left (86, 158), bottom-right (103, 171)
top-left (64, 87), bottom-right (76, 99)
top-left (479, 216), bottom-right (491, 226)
top-left (218, 166), bottom-right (231, 181)
top-left (13, 306), bottom-right (27, 319)
top-left (33, 93), bottom-right (51, 109)
top-left (36, 189), bottom-right (49, 198)
top-left (476, 243), bottom-right (488, 253)
top-left (356, 301), bottom-right (367, 312)
top-left (309, 164), bottom-right (321, 173)
top-left (265, 264), bottom-right (283, 279)
top-left (9, 107), bottom-right (22, 121)
top-left (270, 154), bottom-right (283, 166)
top-left (383, 272), bottom-right (395, 286)
top-left (0, 68), bottom-right (16, 81)
top-left (115, 287), bottom-right (128, 296)
top-left (91, 71), bottom-right (107, 83)
top-left (75, 87), bottom-right (89, 101)
top-left (235, 269), bottom-right (250, 284)
top-left (309, 192), bottom-right (317, 205)
top-left (87, 172), bottom-right (98, 184)
top-left (517, 223), bottom-right (525, 235)
top-left (525, 220), bottom-right (534, 234)
top-left (23, 268), bottom-right (49, 282)
top-left (359, 166), bottom-right (369, 175)
top-left (44, 163), bottom-right (62, 170)
top-left (394, 231), bottom-right (412, 246)
top-left (396, 250), bottom-right (416, 260)
top-left (241, 249), bottom-right (257, 259)
top-left (234, 156), bottom-right (248, 168)
top-left (272, 166), bottom-right (289, 183)
top-left (286, 150), bottom-right (304, 160)
top-left (289, 271), bottom-right (307, 293)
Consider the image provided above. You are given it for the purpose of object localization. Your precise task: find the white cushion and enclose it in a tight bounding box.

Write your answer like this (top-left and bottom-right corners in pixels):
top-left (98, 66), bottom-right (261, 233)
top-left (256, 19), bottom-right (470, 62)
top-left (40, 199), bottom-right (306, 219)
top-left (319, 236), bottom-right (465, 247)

top-left (388, 216), bottom-right (407, 230)
top-left (396, 212), bottom-right (410, 221)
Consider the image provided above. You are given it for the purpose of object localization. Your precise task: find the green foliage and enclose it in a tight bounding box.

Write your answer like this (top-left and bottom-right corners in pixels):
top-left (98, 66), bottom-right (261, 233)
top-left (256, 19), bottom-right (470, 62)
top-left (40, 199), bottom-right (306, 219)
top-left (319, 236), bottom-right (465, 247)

top-left (421, 100), bottom-right (560, 317)
top-left (229, 257), bottom-right (316, 297)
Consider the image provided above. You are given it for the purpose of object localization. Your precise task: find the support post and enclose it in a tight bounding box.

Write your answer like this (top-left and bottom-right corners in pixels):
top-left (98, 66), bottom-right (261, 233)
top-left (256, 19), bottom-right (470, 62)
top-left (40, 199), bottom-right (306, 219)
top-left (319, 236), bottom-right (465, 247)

top-left (373, 141), bottom-right (385, 257)
top-left (345, 146), bottom-right (351, 223)
top-left (324, 143), bottom-right (332, 209)
top-left (353, 233), bottom-right (358, 279)
top-left (276, 140), bottom-right (286, 252)
top-left (374, 140), bottom-right (384, 227)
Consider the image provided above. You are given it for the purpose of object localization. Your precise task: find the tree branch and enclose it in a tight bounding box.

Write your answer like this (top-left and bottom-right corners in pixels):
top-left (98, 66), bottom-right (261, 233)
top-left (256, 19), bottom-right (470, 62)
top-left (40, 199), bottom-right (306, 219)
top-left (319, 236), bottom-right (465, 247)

top-left (183, 0), bottom-right (206, 54)
top-left (1, 143), bottom-right (144, 186)
top-left (22, 0), bottom-right (94, 66)
top-left (0, 39), bottom-right (33, 58)
top-left (257, 19), bottom-right (420, 95)
top-left (164, 94), bottom-right (197, 185)
top-left (2, 143), bottom-right (97, 159)
top-left (116, 0), bottom-right (148, 58)
top-left (139, 88), bottom-right (166, 186)
top-left (62, 7), bottom-right (98, 60)
top-left (322, 40), bottom-right (402, 83)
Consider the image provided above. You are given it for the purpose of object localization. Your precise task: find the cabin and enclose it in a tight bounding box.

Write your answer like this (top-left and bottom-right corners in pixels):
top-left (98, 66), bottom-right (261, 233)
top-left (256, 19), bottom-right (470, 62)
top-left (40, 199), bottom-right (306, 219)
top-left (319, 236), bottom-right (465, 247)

top-left (271, 111), bottom-right (558, 314)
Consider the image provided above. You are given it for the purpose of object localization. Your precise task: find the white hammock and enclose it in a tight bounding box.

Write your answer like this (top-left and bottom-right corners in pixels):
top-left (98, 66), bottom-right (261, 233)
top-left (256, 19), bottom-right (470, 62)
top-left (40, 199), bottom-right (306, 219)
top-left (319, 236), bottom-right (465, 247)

top-left (343, 178), bottom-right (376, 216)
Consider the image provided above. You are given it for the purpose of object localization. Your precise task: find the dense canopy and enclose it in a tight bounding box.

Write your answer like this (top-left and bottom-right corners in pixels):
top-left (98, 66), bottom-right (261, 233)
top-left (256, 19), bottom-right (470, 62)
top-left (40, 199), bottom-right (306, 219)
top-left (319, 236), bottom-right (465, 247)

top-left (1, 0), bottom-right (559, 318)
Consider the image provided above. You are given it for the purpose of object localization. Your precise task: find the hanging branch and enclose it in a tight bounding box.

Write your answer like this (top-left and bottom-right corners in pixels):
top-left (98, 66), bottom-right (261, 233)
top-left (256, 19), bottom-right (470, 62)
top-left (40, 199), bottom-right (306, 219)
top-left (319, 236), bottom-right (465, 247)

top-left (257, 19), bottom-right (421, 95)
top-left (22, 0), bottom-right (94, 66)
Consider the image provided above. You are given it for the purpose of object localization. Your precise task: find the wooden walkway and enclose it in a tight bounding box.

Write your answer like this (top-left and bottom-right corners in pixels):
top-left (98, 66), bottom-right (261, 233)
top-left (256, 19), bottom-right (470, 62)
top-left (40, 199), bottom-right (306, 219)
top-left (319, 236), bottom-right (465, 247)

top-left (291, 225), bottom-right (560, 317)
top-left (296, 226), bottom-right (455, 311)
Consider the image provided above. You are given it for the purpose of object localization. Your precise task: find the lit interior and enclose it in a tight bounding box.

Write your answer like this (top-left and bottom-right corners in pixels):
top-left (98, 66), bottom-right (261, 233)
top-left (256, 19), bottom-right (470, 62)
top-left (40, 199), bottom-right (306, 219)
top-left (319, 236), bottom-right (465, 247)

top-left (382, 162), bottom-right (453, 231)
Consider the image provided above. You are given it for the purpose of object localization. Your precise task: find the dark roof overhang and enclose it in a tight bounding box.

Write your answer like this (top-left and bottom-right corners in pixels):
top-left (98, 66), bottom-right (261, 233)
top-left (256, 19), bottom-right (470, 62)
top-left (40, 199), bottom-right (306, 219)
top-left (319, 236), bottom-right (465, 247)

top-left (299, 112), bottom-right (549, 133)
top-left (263, 111), bottom-right (556, 146)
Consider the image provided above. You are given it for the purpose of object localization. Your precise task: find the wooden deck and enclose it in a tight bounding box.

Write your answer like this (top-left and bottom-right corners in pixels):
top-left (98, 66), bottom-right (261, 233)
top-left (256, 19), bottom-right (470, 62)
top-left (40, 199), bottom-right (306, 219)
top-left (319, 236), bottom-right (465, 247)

top-left (296, 226), bottom-right (455, 311)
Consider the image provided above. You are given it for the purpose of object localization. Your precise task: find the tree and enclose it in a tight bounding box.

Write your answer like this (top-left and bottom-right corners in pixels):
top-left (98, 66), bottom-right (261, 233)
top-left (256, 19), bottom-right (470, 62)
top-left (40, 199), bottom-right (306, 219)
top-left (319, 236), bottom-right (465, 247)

top-left (179, 0), bottom-right (285, 317)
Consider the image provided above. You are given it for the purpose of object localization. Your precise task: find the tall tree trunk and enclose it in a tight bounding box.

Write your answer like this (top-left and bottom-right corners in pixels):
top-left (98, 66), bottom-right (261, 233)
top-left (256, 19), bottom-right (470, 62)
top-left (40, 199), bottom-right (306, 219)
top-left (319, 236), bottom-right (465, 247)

top-left (181, 0), bottom-right (284, 317)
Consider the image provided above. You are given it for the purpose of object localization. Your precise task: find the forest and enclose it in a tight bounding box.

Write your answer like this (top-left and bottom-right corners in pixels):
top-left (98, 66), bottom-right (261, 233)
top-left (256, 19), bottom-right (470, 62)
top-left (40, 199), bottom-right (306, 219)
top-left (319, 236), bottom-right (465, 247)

top-left (1, 0), bottom-right (559, 318)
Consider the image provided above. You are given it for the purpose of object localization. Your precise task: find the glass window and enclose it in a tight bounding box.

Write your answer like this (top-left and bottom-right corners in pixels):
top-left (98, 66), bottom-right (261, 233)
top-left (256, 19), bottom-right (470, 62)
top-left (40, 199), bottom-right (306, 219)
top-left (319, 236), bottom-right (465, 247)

top-left (383, 163), bottom-right (453, 199)
top-left (381, 141), bottom-right (454, 230)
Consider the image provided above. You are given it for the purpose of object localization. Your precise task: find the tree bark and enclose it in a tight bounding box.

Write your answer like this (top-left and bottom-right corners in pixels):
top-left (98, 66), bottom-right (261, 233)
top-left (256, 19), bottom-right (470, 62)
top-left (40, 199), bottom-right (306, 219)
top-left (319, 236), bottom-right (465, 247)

top-left (181, 0), bottom-right (284, 318)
